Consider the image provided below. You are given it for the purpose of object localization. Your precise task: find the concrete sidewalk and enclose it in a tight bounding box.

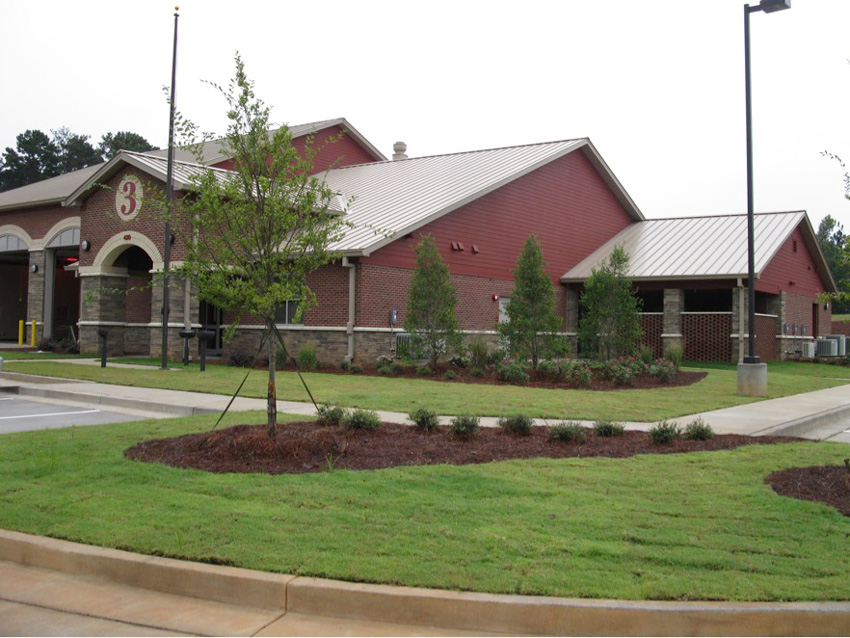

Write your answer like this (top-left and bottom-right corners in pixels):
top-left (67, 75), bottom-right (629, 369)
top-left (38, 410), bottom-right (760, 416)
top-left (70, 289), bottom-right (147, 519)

top-left (2, 368), bottom-right (850, 440)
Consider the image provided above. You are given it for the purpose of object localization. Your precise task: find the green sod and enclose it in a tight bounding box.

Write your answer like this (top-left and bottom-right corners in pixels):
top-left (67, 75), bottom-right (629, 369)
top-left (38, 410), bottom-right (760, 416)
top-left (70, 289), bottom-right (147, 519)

top-left (0, 413), bottom-right (848, 601)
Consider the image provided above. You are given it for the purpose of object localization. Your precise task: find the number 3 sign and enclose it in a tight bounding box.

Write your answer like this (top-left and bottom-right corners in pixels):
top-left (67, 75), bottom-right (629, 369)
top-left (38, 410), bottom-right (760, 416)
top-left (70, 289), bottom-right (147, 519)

top-left (116, 174), bottom-right (143, 221)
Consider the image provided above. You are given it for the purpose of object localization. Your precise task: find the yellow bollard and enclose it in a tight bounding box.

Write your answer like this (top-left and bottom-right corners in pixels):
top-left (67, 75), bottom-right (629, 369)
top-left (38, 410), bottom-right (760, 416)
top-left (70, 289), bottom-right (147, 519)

top-left (18, 320), bottom-right (24, 345)
top-left (30, 321), bottom-right (36, 347)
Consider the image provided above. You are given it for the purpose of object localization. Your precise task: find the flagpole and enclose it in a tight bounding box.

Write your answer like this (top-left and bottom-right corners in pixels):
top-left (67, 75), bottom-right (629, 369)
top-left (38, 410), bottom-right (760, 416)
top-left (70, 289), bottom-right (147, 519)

top-left (161, 6), bottom-right (179, 370)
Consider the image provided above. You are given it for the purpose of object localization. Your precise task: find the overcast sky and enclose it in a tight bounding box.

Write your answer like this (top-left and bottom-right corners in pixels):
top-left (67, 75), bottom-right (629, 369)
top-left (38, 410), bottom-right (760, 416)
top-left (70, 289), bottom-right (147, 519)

top-left (2, 0), bottom-right (849, 229)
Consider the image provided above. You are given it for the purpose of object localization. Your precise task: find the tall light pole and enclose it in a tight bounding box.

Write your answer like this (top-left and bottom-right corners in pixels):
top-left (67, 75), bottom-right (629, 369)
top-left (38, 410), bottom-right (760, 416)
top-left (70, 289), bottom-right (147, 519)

top-left (738, 0), bottom-right (790, 395)
top-left (161, 6), bottom-right (179, 370)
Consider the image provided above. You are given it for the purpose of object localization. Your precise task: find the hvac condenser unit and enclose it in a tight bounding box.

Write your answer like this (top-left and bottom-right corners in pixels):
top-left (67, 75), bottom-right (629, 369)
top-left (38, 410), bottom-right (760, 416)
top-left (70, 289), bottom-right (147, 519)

top-left (801, 342), bottom-right (816, 359)
top-left (825, 335), bottom-right (847, 357)
top-left (815, 338), bottom-right (838, 357)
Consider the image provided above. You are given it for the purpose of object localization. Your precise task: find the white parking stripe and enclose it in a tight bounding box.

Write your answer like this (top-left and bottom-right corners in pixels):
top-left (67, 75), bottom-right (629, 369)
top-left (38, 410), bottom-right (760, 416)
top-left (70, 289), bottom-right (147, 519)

top-left (0, 410), bottom-right (100, 420)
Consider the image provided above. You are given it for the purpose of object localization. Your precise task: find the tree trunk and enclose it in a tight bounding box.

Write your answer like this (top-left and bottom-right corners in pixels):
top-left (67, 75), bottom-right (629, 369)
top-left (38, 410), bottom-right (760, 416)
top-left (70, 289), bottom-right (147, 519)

top-left (267, 326), bottom-right (277, 436)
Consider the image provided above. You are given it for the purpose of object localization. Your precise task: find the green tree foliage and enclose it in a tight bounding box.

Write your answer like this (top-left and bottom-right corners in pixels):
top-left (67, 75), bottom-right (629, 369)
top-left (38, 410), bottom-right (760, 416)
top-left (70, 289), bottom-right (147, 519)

top-left (171, 54), bottom-right (350, 434)
top-left (578, 245), bottom-right (643, 359)
top-left (497, 234), bottom-right (562, 369)
top-left (404, 235), bottom-right (462, 368)
top-left (817, 215), bottom-right (850, 313)
top-left (0, 129), bottom-right (61, 191)
top-left (51, 127), bottom-right (102, 173)
top-left (99, 131), bottom-right (156, 159)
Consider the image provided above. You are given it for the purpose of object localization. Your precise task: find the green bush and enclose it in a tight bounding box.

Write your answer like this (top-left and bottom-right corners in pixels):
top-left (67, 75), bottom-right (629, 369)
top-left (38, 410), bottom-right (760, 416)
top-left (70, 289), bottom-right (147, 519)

top-left (297, 345), bottom-right (319, 371)
top-left (497, 414), bottom-right (533, 436)
top-left (549, 421), bottom-right (587, 443)
top-left (229, 351), bottom-right (254, 368)
top-left (416, 365), bottom-right (432, 376)
top-left (649, 420), bottom-right (681, 444)
top-left (494, 358), bottom-right (529, 384)
top-left (638, 345), bottom-right (655, 366)
top-left (316, 404), bottom-right (348, 427)
top-left (348, 363), bottom-right (362, 374)
top-left (593, 420), bottom-right (626, 437)
top-left (450, 415), bottom-right (479, 439)
top-left (683, 417), bottom-right (714, 440)
top-left (344, 408), bottom-right (382, 431)
top-left (468, 339), bottom-right (490, 370)
top-left (649, 358), bottom-right (677, 382)
top-left (538, 359), bottom-right (568, 382)
top-left (469, 367), bottom-right (485, 378)
top-left (567, 362), bottom-right (592, 387)
top-left (443, 369), bottom-right (457, 380)
top-left (340, 359), bottom-right (350, 371)
top-left (666, 345), bottom-right (684, 367)
top-left (409, 407), bottom-right (440, 431)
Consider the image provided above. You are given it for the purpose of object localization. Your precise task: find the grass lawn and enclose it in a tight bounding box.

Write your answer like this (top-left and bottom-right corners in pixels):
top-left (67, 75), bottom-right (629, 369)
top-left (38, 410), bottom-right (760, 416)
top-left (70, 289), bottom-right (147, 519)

top-left (0, 412), bottom-right (848, 601)
top-left (5, 359), bottom-right (850, 421)
top-left (0, 351), bottom-right (90, 360)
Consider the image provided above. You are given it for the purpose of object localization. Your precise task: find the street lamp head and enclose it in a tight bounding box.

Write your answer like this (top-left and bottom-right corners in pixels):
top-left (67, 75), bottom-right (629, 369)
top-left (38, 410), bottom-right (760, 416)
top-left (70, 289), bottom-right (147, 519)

top-left (758, 0), bottom-right (791, 13)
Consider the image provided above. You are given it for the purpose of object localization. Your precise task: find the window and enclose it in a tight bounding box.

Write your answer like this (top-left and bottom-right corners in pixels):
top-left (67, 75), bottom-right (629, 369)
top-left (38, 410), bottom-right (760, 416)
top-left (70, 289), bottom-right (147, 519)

top-left (498, 297), bottom-right (510, 323)
top-left (275, 299), bottom-right (303, 325)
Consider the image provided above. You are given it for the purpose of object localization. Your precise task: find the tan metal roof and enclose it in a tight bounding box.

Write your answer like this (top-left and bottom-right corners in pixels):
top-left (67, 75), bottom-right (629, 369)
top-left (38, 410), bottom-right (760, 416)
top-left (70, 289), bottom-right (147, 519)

top-left (560, 211), bottom-right (837, 291)
top-left (324, 138), bottom-right (643, 254)
top-left (0, 163), bottom-right (102, 211)
top-left (145, 117), bottom-right (387, 165)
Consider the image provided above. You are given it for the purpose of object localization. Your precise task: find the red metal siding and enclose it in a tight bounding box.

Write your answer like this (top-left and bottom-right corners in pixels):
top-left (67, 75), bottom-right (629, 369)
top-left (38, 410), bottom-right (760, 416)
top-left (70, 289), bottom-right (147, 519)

top-left (364, 150), bottom-right (636, 283)
top-left (760, 227), bottom-right (830, 296)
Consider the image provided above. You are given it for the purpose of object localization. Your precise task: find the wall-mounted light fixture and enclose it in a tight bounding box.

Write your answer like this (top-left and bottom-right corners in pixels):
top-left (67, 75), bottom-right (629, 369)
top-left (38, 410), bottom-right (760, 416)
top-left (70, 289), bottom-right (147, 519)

top-left (81, 239), bottom-right (91, 251)
top-left (30, 264), bottom-right (38, 274)
top-left (492, 294), bottom-right (499, 302)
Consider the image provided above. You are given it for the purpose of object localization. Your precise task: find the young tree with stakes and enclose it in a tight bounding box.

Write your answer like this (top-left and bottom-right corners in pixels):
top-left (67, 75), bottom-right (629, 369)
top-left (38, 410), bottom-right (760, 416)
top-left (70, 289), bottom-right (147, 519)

top-left (404, 235), bottom-right (462, 368)
top-left (498, 234), bottom-right (562, 369)
top-left (171, 54), bottom-right (350, 435)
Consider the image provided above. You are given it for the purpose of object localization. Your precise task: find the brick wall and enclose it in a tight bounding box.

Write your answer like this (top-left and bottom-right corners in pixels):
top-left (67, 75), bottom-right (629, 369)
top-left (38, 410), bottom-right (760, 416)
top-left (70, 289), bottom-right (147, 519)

top-left (831, 320), bottom-right (850, 337)
top-left (755, 314), bottom-right (777, 362)
top-left (683, 313), bottom-right (732, 362)
top-left (640, 314), bottom-right (663, 358)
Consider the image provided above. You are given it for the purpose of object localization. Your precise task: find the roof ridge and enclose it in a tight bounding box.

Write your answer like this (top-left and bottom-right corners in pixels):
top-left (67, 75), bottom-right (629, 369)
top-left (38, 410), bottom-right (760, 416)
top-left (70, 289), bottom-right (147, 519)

top-left (645, 210), bottom-right (805, 222)
top-left (331, 137), bottom-right (589, 170)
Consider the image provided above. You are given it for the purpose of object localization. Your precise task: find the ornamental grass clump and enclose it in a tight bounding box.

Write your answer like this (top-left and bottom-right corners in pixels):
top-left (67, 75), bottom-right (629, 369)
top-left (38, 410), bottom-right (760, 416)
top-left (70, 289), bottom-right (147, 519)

top-left (296, 345), bottom-right (319, 371)
top-left (344, 408), bottom-right (382, 431)
top-left (450, 415), bottom-right (479, 439)
top-left (683, 417), bottom-right (714, 440)
top-left (409, 407), bottom-right (440, 432)
top-left (497, 414), bottom-right (533, 436)
top-left (649, 419), bottom-right (681, 444)
top-left (593, 420), bottom-right (626, 437)
top-left (549, 421), bottom-right (587, 443)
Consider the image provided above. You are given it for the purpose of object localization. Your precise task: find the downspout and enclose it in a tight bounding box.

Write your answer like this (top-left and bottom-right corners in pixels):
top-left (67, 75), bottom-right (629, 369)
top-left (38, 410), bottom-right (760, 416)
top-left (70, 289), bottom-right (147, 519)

top-left (343, 256), bottom-right (356, 363)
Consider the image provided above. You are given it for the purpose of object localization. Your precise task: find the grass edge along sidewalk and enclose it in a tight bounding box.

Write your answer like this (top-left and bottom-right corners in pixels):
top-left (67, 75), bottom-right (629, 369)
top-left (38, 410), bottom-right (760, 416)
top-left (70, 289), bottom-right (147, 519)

top-left (0, 411), bottom-right (849, 601)
top-left (3, 358), bottom-right (850, 422)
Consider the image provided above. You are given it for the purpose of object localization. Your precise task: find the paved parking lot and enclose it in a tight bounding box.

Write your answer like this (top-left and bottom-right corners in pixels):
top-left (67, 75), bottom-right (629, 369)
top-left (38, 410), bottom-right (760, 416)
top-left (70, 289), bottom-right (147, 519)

top-left (0, 395), bottom-right (141, 434)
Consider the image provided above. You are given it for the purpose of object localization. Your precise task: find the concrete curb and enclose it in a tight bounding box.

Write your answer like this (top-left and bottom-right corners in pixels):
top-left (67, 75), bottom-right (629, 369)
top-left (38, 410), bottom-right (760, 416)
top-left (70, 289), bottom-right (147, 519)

top-left (2, 530), bottom-right (848, 636)
top-left (754, 402), bottom-right (850, 439)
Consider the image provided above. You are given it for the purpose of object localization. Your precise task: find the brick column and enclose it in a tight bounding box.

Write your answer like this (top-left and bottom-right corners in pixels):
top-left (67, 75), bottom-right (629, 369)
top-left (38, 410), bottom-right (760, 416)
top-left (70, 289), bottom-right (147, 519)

top-left (26, 251), bottom-right (46, 345)
top-left (661, 289), bottom-right (684, 357)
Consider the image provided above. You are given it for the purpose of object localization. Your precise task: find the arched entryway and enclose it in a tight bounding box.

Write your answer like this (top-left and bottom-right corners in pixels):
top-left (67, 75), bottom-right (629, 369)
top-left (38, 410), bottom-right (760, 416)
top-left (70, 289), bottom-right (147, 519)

top-left (43, 224), bottom-right (82, 344)
top-left (0, 231), bottom-right (30, 341)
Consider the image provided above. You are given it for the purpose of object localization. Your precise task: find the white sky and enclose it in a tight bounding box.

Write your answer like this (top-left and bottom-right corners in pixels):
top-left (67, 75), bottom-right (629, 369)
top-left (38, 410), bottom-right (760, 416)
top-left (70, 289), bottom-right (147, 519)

top-left (2, 0), bottom-right (849, 229)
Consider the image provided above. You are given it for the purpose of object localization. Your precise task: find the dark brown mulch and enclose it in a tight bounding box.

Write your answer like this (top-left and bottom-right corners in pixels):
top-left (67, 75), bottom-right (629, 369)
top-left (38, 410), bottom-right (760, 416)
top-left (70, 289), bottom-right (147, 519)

top-left (766, 465), bottom-right (850, 517)
top-left (125, 422), bottom-right (797, 475)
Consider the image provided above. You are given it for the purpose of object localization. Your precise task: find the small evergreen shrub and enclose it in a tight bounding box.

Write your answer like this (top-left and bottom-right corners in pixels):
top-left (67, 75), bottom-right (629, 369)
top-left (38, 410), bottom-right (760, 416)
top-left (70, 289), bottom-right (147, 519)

top-left (449, 353), bottom-right (469, 368)
top-left (638, 345), bottom-right (655, 366)
top-left (683, 417), bottom-right (714, 440)
top-left (538, 359), bottom-right (568, 382)
top-left (228, 351), bottom-right (254, 368)
top-left (340, 359), bottom-right (350, 371)
top-left (549, 421), bottom-right (587, 443)
top-left (316, 404), bottom-right (348, 426)
top-left (297, 345), bottom-right (319, 371)
top-left (416, 365), bottom-right (432, 376)
top-left (567, 362), bottom-right (592, 387)
top-left (649, 358), bottom-right (677, 382)
top-left (649, 420), bottom-right (681, 444)
top-left (497, 414), bottom-right (533, 436)
top-left (494, 358), bottom-right (529, 384)
top-left (469, 367), bottom-right (485, 378)
top-left (450, 415), bottom-right (479, 439)
top-left (409, 407), bottom-right (440, 431)
top-left (468, 339), bottom-right (490, 370)
top-left (593, 420), bottom-right (626, 437)
top-left (443, 369), bottom-right (457, 380)
top-left (344, 408), bottom-right (382, 431)
top-left (666, 345), bottom-right (684, 367)
top-left (348, 363), bottom-right (362, 374)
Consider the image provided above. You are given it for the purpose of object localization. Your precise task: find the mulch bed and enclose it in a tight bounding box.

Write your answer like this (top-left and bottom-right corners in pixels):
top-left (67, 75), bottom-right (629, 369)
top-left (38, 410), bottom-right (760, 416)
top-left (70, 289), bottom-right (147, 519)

top-left (766, 465), bottom-right (850, 517)
top-left (126, 422), bottom-right (796, 475)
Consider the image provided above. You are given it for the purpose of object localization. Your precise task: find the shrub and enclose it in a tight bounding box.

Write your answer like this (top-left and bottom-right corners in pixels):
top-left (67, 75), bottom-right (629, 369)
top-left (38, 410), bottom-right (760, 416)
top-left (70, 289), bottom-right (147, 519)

top-left (638, 345), bottom-right (655, 366)
top-left (549, 421), bottom-right (587, 443)
top-left (649, 358), bottom-right (677, 382)
top-left (443, 369), bottom-right (457, 380)
top-left (593, 420), bottom-right (625, 437)
top-left (494, 357), bottom-right (530, 384)
top-left (666, 345), bottom-right (684, 367)
top-left (348, 363), bottom-right (362, 374)
top-left (316, 404), bottom-right (348, 426)
top-left (567, 362), bottom-right (592, 387)
top-left (228, 351), bottom-right (254, 368)
top-left (297, 345), bottom-right (319, 371)
top-left (469, 367), bottom-right (485, 378)
top-left (602, 360), bottom-right (636, 386)
top-left (450, 415), bottom-right (479, 439)
top-left (683, 417), bottom-right (714, 440)
top-left (409, 407), bottom-right (440, 431)
top-left (538, 359), bottom-right (568, 382)
top-left (649, 420), bottom-right (681, 444)
top-left (449, 352), bottom-right (469, 369)
top-left (340, 359), bottom-right (350, 371)
top-left (498, 414), bottom-right (533, 436)
top-left (416, 365), bottom-right (432, 376)
top-left (344, 408), bottom-right (382, 431)
top-left (468, 339), bottom-right (490, 370)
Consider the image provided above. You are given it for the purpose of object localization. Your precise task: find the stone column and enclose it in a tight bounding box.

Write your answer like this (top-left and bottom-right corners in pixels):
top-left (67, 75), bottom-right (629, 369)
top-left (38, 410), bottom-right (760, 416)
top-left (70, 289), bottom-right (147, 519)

top-left (661, 289), bottom-right (684, 357)
top-left (150, 275), bottom-right (186, 360)
top-left (564, 288), bottom-right (579, 353)
top-left (79, 274), bottom-right (128, 356)
top-left (26, 251), bottom-right (46, 345)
